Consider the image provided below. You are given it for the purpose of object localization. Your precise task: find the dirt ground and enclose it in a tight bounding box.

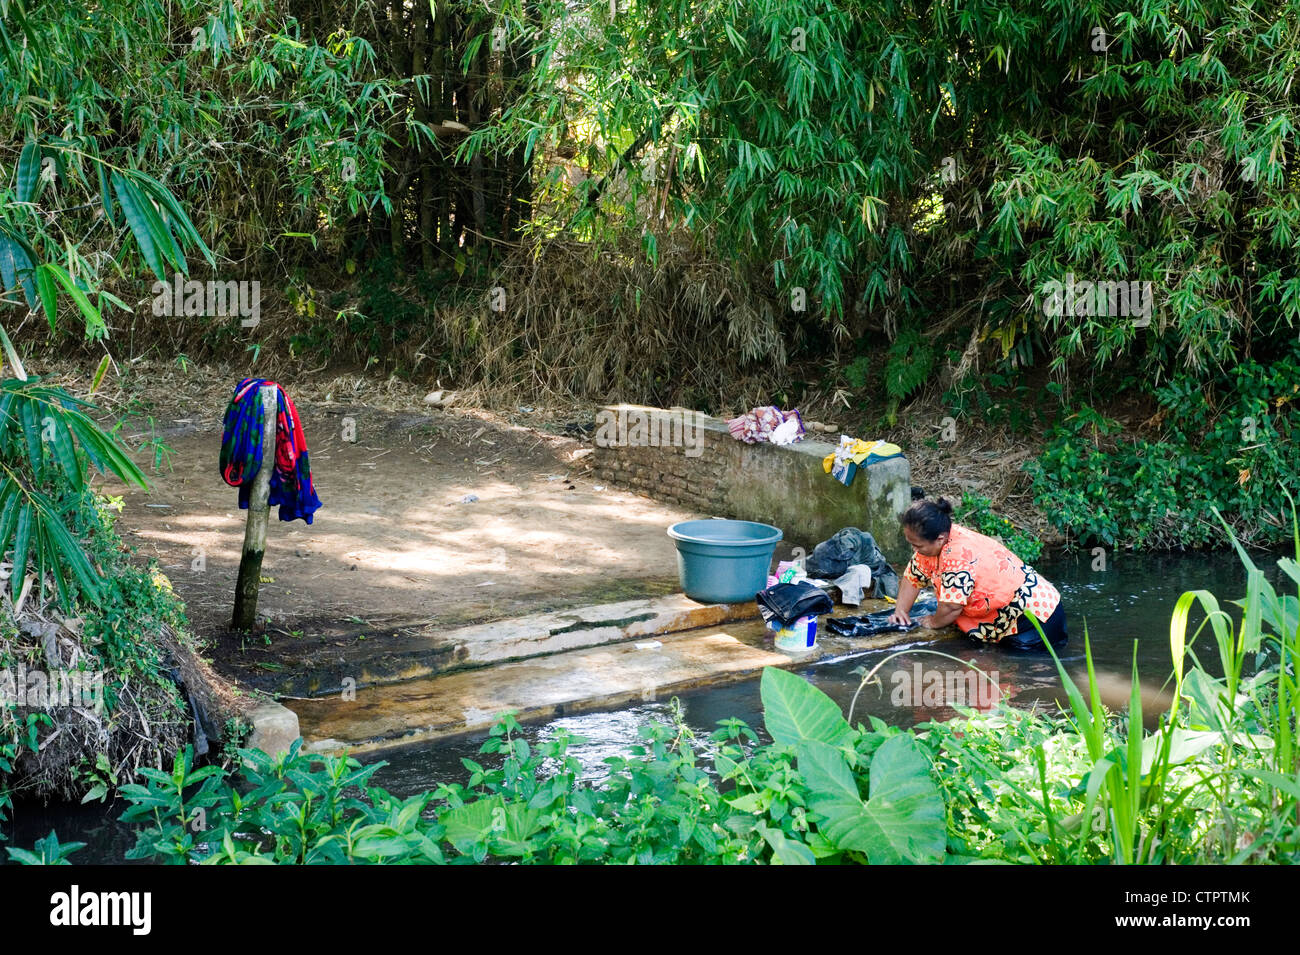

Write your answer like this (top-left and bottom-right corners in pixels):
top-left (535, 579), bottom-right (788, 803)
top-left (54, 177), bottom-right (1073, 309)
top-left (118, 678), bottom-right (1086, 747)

top-left (70, 362), bottom-right (716, 687)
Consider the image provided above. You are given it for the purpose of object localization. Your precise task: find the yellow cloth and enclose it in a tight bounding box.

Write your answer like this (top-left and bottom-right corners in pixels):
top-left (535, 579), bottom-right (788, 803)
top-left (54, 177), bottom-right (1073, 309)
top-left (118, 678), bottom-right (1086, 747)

top-left (822, 437), bottom-right (903, 473)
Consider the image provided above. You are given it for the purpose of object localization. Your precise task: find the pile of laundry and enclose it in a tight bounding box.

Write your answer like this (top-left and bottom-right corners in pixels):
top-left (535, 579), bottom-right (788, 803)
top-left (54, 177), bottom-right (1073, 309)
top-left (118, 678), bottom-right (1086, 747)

top-left (805, 527), bottom-right (900, 602)
top-left (755, 528), bottom-right (900, 611)
top-left (821, 435), bottom-right (903, 486)
top-left (725, 406), bottom-right (806, 445)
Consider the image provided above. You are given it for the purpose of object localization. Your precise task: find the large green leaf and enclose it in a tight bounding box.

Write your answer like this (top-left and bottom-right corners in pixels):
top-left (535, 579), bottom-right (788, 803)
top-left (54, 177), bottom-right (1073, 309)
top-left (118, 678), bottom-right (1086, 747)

top-left (761, 666), bottom-right (853, 746)
top-left (756, 824), bottom-right (816, 865)
top-left (800, 735), bottom-right (946, 864)
top-left (440, 796), bottom-right (502, 856)
top-left (797, 739), bottom-right (860, 801)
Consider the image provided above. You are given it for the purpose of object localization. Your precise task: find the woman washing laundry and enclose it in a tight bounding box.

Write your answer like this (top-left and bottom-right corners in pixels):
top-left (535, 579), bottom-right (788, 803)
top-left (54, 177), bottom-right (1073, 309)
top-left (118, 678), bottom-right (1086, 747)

top-left (887, 498), bottom-right (1068, 650)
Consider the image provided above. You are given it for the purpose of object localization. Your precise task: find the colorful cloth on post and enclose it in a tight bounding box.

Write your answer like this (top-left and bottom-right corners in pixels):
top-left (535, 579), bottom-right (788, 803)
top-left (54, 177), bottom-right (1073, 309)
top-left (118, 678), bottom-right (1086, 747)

top-left (220, 378), bottom-right (322, 525)
top-left (725, 406), bottom-right (806, 444)
top-left (902, 523), bottom-right (1059, 643)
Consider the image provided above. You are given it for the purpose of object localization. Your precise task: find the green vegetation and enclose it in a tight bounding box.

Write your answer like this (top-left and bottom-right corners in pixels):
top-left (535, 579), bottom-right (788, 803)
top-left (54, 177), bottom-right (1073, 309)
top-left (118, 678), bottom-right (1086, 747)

top-left (1025, 351), bottom-right (1299, 548)
top-left (12, 509), bottom-right (1291, 865)
top-left (3, 0), bottom-right (1299, 862)
top-left (3, 0), bottom-right (1297, 548)
top-left (0, 355), bottom-right (200, 808)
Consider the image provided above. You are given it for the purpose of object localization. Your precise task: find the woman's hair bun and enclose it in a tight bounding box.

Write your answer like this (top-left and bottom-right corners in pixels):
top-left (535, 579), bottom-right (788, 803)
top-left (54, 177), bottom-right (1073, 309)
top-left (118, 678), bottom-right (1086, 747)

top-left (900, 496), bottom-right (954, 541)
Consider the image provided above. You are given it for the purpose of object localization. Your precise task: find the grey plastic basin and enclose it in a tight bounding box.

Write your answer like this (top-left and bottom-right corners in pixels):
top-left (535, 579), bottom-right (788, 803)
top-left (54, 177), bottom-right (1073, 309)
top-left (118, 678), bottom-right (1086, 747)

top-left (667, 519), bottom-right (783, 604)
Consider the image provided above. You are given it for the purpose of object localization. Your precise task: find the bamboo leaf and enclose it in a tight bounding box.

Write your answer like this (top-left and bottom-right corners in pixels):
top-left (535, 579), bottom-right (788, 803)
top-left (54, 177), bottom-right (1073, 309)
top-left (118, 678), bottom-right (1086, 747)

top-left (0, 480), bottom-right (18, 548)
top-left (18, 396), bottom-right (44, 483)
top-left (0, 232), bottom-right (40, 312)
top-left (0, 323), bottom-right (28, 381)
top-left (36, 501), bottom-right (100, 599)
top-left (11, 502), bottom-right (32, 595)
top-left (41, 264), bottom-right (105, 338)
top-left (95, 156), bottom-right (116, 226)
top-left (65, 409), bottom-right (148, 488)
top-left (89, 354), bottom-right (111, 395)
top-left (48, 416), bottom-right (83, 490)
top-left (34, 264), bottom-right (57, 330)
top-left (112, 172), bottom-right (167, 280)
top-left (15, 140), bottom-right (40, 203)
top-left (45, 523), bottom-right (73, 611)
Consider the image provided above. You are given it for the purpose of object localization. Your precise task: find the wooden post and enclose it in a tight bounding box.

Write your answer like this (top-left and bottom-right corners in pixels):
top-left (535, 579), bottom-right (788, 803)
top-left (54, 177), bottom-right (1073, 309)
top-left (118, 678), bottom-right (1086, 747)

top-left (232, 384), bottom-right (278, 630)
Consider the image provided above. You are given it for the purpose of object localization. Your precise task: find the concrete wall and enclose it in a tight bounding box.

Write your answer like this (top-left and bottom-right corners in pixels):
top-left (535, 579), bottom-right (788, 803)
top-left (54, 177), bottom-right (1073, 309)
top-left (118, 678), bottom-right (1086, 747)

top-left (590, 404), bottom-right (912, 564)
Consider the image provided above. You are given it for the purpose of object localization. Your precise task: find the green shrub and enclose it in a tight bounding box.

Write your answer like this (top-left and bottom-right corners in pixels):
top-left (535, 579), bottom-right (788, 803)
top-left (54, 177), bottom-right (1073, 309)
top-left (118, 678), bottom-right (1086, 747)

top-left (954, 492), bottom-right (1044, 563)
top-left (1026, 353), bottom-right (1299, 548)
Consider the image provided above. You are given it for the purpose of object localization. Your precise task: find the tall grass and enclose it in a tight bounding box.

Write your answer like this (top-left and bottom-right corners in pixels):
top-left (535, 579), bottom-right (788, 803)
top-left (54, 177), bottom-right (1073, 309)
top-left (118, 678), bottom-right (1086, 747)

top-left (1013, 495), bottom-right (1300, 862)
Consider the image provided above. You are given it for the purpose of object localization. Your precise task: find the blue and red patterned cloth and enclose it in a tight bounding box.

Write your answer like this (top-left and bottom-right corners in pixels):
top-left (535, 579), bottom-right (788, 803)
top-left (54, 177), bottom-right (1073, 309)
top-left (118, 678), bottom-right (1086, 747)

top-left (220, 378), bottom-right (322, 524)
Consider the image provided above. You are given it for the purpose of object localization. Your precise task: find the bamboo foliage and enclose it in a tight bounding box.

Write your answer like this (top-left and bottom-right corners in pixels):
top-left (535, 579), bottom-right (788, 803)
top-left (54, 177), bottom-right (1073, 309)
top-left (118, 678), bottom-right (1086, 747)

top-left (468, 0), bottom-right (1300, 379)
top-left (6, 0), bottom-right (1300, 394)
top-left (0, 328), bottom-right (148, 610)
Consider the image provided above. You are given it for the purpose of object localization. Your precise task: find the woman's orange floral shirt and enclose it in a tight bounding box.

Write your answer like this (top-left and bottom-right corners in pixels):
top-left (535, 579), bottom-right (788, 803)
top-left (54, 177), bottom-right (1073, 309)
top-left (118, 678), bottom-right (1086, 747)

top-left (903, 523), bottom-right (1060, 642)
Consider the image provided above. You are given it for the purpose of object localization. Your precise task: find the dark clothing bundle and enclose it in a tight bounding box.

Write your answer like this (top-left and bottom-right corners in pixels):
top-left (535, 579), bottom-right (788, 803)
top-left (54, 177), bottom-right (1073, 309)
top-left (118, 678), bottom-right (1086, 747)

top-left (756, 581), bottom-right (834, 627)
top-left (825, 594), bottom-right (938, 638)
top-left (825, 594), bottom-right (1069, 650)
top-left (805, 527), bottom-right (900, 599)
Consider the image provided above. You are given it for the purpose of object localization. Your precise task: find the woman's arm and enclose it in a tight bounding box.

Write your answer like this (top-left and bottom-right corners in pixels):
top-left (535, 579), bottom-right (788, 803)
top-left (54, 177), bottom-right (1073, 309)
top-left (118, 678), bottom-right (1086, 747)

top-left (888, 577), bottom-right (920, 625)
top-left (921, 602), bottom-right (964, 630)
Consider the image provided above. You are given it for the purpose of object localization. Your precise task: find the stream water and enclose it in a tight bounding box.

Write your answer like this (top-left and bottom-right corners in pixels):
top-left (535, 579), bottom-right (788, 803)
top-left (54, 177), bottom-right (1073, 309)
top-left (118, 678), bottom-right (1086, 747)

top-left (4, 545), bottom-right (1291, 862)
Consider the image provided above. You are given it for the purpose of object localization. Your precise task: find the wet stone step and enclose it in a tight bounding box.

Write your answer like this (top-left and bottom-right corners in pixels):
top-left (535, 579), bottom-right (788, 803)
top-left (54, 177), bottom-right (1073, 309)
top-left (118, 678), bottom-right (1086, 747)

top-left (291, 607), bottom-right (934, 755)
top-left (279, 593), bottom-right (763, 698)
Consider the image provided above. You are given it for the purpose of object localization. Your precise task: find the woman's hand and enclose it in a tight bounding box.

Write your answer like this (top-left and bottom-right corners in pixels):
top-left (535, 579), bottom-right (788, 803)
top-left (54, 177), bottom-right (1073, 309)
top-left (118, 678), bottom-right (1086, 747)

top-left (890, 577), bottom-right (920, 627)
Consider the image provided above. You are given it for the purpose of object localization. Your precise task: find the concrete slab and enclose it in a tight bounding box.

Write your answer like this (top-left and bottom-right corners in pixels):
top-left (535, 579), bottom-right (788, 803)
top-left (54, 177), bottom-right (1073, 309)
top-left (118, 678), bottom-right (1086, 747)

top-left (293, 624), bottom-right (788, 754)
top-left (292, 603), bottom-right (940, 755)
top-left (267, 593), bottom-right (761, 697)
